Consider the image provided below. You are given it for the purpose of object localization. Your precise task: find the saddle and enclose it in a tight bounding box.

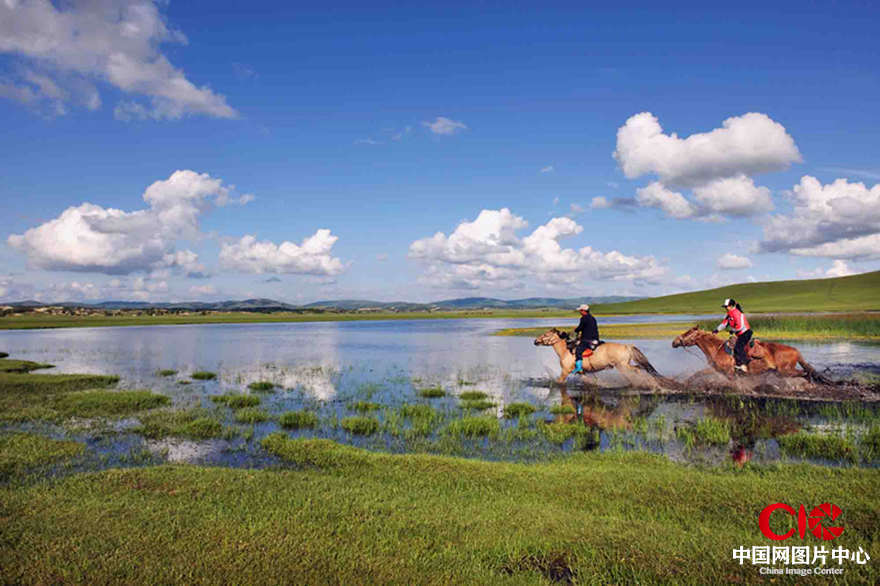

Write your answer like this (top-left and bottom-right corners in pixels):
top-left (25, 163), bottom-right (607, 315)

top-left (724, 334), bottom-right (764, 359)
top-left (559, 331), bottom-right (603, 358)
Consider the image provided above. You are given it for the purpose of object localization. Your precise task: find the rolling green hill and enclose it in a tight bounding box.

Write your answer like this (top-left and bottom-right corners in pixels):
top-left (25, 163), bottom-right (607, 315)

top-left (592, 270), bottom-right (880, 314)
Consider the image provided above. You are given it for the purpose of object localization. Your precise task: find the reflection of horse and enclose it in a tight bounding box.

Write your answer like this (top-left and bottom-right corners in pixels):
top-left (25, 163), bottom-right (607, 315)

top-left (554, 386), bottom-right (634, 430)
top-left (672, 326), bottom-right (829, 383)
top-left (534, 328), bottom-right (661, 385)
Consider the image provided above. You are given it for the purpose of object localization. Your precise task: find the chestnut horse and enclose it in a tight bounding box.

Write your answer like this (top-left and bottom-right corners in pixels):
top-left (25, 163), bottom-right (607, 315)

top-left (672, 326), bottom-right (829, 383)
top-left (534, 328), bottom-right (661, 385)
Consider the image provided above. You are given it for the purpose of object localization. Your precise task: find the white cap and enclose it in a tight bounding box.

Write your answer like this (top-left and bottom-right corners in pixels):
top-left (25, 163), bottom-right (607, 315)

top-left (577, 304), bottom-right (590, 311)
top-left (722, 298), bottom-right (733, 307)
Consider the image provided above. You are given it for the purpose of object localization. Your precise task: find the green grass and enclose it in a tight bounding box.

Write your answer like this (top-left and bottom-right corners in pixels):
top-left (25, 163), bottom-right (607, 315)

top-left (537, 421), bottom-right (597, 448)
top-left (416, 386), bottom-right (445, 398)
top-left (340, 416), bottom-right (380, 435)
top-left (460, 399), bottom-right (496, 411)
top-left (693, 417), bottom-right (732, 446)
top-left (191, 371), bottom-right (217, 381)
top-left (157, 369), bottom-right (177, 377)
top-left (777, 431), bottom-right (859, 463)
top-left (495, 322), bottom-right (693, 338)
top-left (1, 440), bottom-right (878, 583)
top-left (278, 410), bottom-right (319, 429)
top-left (593, 270), bottom-right (880, 314)
top-left (504, 403), bottom-right (536, 419)
top-left (133, 409), bottom-right (224, 440)
top-left (0, 433), bottom-right (85, 480)
top-left (0, 359), bottom-right (54, 373)
top-left (234, 407), bottom-right (270, 424)
top-left (549, 404), bottom-right (576, 416)
top-left (211, 393), bottom-right (260, 408)
top-left (0, 372), bottom-right (121, 422)
top-left (444, 416), bottom-right (500, 438)
top-left (350, 400), bottom-right (381, 413)
top-left (53, 390), bottom-right (170, 418)
top-left (247, 381), bottom-right (275, 392)
top-left (459, 391), bottom-right (488, 401)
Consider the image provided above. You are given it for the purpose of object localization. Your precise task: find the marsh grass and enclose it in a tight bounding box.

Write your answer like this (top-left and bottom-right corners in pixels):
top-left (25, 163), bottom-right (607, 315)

top-left (444, 416), bottom-right (499, 438)
top-left (0, 433), bottom-right (84, 480)
top-left (549, 404), bottom-right (576, 416)
top-left (693, 417), bottom-right (731, 446)
top-left (351, 401), bottom-right (381, 413)
top-left (697, 313), bottom-right (880, 340)
top-left (459, 399), bottom-right (495, 411)
top-left (395, 404), bottom-right (442, 437)
top-left (416, 386), bottom-right (445, 398)
top-left (247, 381), bottom-right (275, 392)
top-left (157, 369), bottom-right (177, 377)
top-left (341, 416), bottom-right (380, 435)
top-left (0, 372), bottom-right (121, 422)
top-left (778, 431), bottom-right (858, 463)
top-left (211, 393), bottom-right (260, 408)
top-left (504, 403), bottom-right (536, 419)
top-left (459, 391), bottom-right (487, 401)
top-left (234, 407), bottom-right (270, 424)
top-left (53, 390), bottom-right (170, 418)
top-left (191, 371), bottom-right (217, 380)
top-left (134, 409), bottom-right (224, 439)
top-left (279, 410), bottom-right (319, 429)
top-left (0, 359), bottom-right (54, 373)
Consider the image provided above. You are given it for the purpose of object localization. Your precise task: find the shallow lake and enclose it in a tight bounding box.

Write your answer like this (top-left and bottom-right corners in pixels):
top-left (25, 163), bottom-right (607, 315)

top-left (2, 316), bottom-right (878, 470)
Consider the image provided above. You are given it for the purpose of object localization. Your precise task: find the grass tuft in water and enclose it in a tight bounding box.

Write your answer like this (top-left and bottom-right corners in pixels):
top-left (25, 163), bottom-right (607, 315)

top-left (504, 403), bottom-right (536, 419)
top-left (54, 390), bottom-right (170, 418)
top-left (191, 371), bottom-right (217, 381)
top-left (549, 404), bottom-right (576, 416)
top-left (444, 416), bottom-right (500, 438)
top-left (416, 386), bottom-right (445, 398)
top-left (341, 416), bottom-right (380, 435)
top-left (0, 433), bottom-right (84, 480)
top-left (693, 417), bottom-right (731, 446)
top-left (135, 409), bottom-right (224, 439)
top-left (460, 399), bottom-right (495, 411)
top-left (234, 407), bottom-right (270, 424)
top-left (777, 431), bottom-right (857, 462)
top-left (211, 393), bottom-right (260, 408)
top-left (351, 401), bottom-right (381, 413)
top-left (247, 381), bottom-right (275, 392)
top-left (279, 410), bottom-right (319, 429)
top-left (0, 359), bottom-right (55, 373)
top-left (157, 369), bottom-right (177, 377)
top-left (459, 391), bottom-right (487, 401)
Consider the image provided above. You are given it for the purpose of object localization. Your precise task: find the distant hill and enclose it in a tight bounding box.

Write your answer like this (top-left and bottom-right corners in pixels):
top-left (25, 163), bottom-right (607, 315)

top-left (592, 271), bottom-right (880, 314)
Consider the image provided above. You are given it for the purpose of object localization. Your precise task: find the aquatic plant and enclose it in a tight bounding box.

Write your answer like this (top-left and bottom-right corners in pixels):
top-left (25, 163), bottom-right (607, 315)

top-left (0, 359), bottom-right (55, 373)
top-left (778, 431), bottom-right (857, 463)
top-left (135, 409), bottom-right (224, 440)
top-left (341, 416), bottom-right (380, 435)
top-left (549, 404), bottom-right (576, 416)
top-left (351, 401), bottom-right (381, 413)
top-left (211, 393), bottom-right (260, 408)
top-left (54, 390), bottom-right (170, 418)
top-left (459, 391), bottom-right (487, 401)
top-left (0, 433), bottom-right (84, 480)
top-left (247, 381), bottom-right (275, 392)
top-left (459, 399), bottom-right (495, 411)
top-left (444, 416), bottom-right (500, 438)
top-left (177, 380), bottom-right (192, 385)
top-left (157, 369), bottom-right (177, 377)
top-left (279, 410), bottom-right (319, 429)
top-left (398, 404), bottom-right (437, 419)
top-left (693, 418), bottom-right (731, 446)
top-left (191, 371), bottom-right (217, 381)
top-left (234, 407), bottom-right (270, 424)
top-left (417, 387), bottom-right (445, 398)
top-left (504, 403), bottom-right (536, 419)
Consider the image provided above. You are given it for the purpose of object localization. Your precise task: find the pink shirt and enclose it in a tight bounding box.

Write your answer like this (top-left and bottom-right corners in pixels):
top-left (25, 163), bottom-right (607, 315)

top-left (717, 307), bottom-right (750, 334)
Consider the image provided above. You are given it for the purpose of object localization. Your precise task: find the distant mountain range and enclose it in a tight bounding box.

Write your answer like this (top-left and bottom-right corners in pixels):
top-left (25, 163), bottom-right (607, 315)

top-left (3, 295), bottom-right (641, 312)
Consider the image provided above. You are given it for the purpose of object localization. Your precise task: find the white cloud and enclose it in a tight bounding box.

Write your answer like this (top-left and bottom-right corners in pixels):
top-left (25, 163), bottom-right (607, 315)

top-left (422, 116), bottom-right (467, 135)
top-left (759, 176), bottom-right (880, 259)
top-left (540, 165), bottom-right (554, 173)
top-left (591, 196), bottom-right (611, 209)
top-left (0, 0), bottom-right (236, 119)
top-left (635, 182), bottom-right (697, 219)
top-left (614, 112), bottom-right (800, 187)
top-left (717, 253), bottom-right (752, 270)
top-left (8, 170), bottom-right (247, 274)
top-left (219, 231), bottom-right (345, 276)
top-left (409, 208), bottom-right (666, 290)
top-left (797, 260), bottom-right (857, 279)
top-left (188, 284), bottom-right (217, 297)
top-left (692, 175), bottom-right (773, 217)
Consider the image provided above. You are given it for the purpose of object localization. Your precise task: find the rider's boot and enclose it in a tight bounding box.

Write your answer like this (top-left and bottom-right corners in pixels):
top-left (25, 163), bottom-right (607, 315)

top-left (574, 359), bottom-right (583, 374)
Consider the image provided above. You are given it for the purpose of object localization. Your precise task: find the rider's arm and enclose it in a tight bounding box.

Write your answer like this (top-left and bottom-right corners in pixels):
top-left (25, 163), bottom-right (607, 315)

top-left (713, 316), bottom-right (729, 334)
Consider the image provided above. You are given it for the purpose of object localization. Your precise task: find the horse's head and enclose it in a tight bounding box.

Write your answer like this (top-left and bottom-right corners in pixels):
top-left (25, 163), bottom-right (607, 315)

top-left (672, 325), bottom-right (701, 348)
top-left (534, 328), bottom-right (563, 346)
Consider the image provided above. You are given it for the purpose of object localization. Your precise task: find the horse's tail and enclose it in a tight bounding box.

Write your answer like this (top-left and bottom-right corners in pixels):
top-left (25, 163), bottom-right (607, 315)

top-left (798, 353), bottom-right (833, 385)
top-left (631, 346), bottom-right (658, 376)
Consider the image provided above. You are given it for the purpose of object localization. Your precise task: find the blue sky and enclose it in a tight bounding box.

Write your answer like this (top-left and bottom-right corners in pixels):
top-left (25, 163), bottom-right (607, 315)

top-left (1, 1), bottom-right (878, 303)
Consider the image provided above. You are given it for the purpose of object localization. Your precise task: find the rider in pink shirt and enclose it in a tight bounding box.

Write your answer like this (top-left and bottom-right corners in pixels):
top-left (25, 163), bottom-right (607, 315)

top-left (713, 298), bottom-right (752, 372)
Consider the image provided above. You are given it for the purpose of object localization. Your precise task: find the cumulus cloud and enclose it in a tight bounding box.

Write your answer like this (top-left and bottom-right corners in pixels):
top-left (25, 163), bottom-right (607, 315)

top-left (759, 176), bottom-right (880, 259)
top-left (0, 0), bottom-right (236, 119)
top-left (635, 183), bottom-right (697, 219)
top-left (614, 112), bottom-right (800, 187)
top-left (8, 170), bottom-right (247, 274)
top-left (422, 116), bottom-right (467, 135)
top-left (409, 208), bottom-right (666, 290)
top-left (717, 253), bottom-right (752, 270)
top-left (219, 231), bottom-right (345, 276)
top-left (797, 260), bottom-right (857, 279)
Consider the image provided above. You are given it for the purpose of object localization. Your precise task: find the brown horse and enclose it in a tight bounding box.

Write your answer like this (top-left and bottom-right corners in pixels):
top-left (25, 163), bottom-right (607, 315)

top-left (534, 328), bottom-right (661, 385)
top-left (672, 326), bottom-right (828, 382)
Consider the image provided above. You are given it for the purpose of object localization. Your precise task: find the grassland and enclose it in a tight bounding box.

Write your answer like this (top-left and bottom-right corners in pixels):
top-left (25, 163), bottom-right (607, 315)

top-left (1, 441), bottom-right (876, 584)
top-left (592, 270), bottom-right (880, 314)
top-left (494, 312), bottom-right (880, 341)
